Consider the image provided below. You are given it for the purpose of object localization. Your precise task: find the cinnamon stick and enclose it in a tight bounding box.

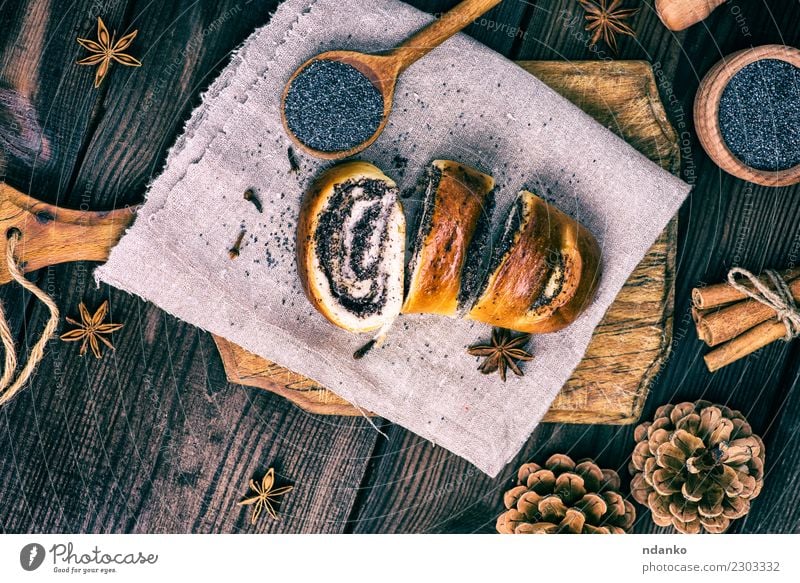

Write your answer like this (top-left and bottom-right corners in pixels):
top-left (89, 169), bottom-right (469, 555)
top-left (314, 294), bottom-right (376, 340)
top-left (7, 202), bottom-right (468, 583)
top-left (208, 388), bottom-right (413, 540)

top-left (691, 306), bottom-right (709, 326)
top-left (704, 320), bottom-right (788, 372)
top-left (691, 267), bottom-right (800, 310)
top-left (696, 278), bottom-right (800, 346)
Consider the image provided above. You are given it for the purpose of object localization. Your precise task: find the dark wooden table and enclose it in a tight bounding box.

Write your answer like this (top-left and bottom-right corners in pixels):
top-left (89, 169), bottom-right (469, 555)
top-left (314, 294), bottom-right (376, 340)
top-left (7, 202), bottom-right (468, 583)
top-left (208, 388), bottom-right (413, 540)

top-left (1, 0), bottom-right (799, 534)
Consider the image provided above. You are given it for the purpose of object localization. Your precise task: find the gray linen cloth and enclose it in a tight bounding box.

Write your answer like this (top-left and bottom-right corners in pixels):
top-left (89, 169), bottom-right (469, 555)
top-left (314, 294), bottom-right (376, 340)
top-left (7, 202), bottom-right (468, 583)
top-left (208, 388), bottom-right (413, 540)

top-left (97, 0), bottom-right (691, 476)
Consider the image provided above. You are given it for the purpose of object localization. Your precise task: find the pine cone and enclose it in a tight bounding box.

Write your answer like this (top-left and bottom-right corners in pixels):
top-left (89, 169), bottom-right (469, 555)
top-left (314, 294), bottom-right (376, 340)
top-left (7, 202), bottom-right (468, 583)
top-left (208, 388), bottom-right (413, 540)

top-left (629, 400), bottom-right (765, 534)
top-left (496, 454), bottom-right (636, 534)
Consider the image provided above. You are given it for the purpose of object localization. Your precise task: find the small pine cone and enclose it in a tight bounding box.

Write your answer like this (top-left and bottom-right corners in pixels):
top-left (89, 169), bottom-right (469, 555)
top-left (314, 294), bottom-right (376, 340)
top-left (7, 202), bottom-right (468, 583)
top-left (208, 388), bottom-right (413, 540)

top-left (629, 400), bottom-right (765, 534)
top-left (496, 454), bottom-right (636, 534)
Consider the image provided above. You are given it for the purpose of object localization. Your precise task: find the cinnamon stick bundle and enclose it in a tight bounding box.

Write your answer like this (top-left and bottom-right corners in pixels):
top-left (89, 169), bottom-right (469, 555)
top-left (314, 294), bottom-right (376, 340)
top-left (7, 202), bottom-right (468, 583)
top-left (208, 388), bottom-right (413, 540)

top-left (693, 268), bottom-right (800, 372)
top-left (692, 267), bottom-right (800, 309)
top-left (696, 278), bottom-right (800, 346)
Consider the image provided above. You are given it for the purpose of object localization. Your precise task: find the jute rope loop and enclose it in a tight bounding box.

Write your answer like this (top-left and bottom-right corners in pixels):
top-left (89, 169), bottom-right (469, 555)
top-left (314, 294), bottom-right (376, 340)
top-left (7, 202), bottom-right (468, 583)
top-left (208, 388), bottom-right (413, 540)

top-left (0, 230), bottom-right (60, 406)
top-left (727, 267), bottom-right (800, 342)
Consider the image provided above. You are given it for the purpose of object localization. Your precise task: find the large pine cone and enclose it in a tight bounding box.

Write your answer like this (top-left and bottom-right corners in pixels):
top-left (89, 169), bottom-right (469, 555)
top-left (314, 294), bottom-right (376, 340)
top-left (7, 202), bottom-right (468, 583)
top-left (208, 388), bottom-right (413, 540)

top-left (629, 400), bottom-right (765, 534)
top-left (496, 454), bottom-right (636, 534)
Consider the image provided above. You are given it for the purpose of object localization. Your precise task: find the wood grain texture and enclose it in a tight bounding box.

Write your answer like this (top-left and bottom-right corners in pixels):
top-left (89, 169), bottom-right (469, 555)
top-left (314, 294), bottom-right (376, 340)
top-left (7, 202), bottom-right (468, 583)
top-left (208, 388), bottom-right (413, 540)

top-left (212, 334), bottom-right (363, 416)
top-left (215, 59), bottom-right (680, 425)
top-left (0, 0), bottom-right (131, 205)
top-left (2, 0), bottom-right (800, 535)
top-left (1, 0), bottom-right (379, 534)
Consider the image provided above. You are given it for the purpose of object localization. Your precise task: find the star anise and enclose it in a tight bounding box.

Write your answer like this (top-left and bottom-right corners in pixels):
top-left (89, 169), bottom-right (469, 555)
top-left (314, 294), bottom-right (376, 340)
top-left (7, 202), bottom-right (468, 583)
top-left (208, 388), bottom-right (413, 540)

top-left (77, 17), bottom-right (142, 88)
top-left (578, 0), bottom-right (639, 53)
top-left (238, 468), bottom-right (294, 524)
top-left (60, 301), bottom-right (124, 359)
top-left (467, 328), bottom-right (533, 382)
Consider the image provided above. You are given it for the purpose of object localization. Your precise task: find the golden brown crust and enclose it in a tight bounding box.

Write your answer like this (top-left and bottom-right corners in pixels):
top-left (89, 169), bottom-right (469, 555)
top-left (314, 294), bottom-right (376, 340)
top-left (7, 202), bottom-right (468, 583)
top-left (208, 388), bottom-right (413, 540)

top-left (467, 190), bottom-right (601, 333)
top-left (296, 161), bottom-right (401, 333)
top-left (402, 160), bottom-right (495, 316)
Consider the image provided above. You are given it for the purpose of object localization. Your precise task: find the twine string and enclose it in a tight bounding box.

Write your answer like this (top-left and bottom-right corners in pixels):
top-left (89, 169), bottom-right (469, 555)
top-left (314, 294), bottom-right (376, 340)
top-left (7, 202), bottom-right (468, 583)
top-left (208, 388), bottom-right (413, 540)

top-left (0, 230), bottom-right (60, 406)
top-left (727, 267), bottom-right (800, 342)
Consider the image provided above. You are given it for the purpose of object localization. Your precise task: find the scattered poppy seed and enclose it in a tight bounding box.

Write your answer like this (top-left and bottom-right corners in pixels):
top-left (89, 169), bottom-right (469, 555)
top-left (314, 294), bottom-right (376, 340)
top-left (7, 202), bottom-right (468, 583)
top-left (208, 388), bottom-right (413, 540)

top-left (283, 60), bottom-right (384, 153)
top-left (719, 59), bottom-right (800, 172)
top-left (353, 338), bottom-right (376, 360)
top-left (243, 188), bottom-right (263, 212)
top-left (287, 147), bottom-right (300, 173)
top-left (229, 229), bottom-right (246, 259)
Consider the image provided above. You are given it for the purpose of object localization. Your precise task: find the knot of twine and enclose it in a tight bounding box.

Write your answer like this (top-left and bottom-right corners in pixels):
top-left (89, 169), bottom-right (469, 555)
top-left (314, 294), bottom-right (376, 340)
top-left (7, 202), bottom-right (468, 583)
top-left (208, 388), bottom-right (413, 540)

top-left (0, 230), bottom-right (60, 406)
top-left (727, 267), bottom-right (800, 342)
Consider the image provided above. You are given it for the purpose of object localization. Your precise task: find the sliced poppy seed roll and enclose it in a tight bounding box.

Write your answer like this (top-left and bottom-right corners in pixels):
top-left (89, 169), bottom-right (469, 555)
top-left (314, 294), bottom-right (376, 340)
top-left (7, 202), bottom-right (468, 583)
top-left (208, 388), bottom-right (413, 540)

top-left (402, 160), bottom-right (495, 316)
top-left (468, 190), bottom-right (602, 334)
top-left (297, 161), bottom-right (405, 333)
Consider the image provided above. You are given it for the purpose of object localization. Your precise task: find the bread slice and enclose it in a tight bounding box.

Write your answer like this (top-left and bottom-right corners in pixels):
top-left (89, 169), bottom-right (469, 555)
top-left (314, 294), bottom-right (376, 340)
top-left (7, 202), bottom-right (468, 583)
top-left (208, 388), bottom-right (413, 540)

top-left (297, 161), bottom-right (405, 333)
top-left (467, 190), bottom-right (602, 333)
top-left (402, 160), bottom-right (495, 316)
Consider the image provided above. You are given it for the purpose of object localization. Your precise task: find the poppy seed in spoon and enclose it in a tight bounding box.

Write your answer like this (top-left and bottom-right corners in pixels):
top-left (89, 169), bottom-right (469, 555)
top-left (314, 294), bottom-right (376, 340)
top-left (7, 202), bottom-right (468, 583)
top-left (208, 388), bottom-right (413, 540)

top-left (284, 60), bottom-right (384, 153)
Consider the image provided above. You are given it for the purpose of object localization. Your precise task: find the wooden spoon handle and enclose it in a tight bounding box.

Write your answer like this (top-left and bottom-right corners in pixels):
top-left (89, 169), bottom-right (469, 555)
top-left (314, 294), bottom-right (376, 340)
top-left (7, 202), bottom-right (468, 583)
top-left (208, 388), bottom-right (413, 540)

top-left (0, 183), bottom-right (136, 285)
top-left (656, 0), bottom-right (726, 31)
top-left (389, 0), bottom-right (503, 73)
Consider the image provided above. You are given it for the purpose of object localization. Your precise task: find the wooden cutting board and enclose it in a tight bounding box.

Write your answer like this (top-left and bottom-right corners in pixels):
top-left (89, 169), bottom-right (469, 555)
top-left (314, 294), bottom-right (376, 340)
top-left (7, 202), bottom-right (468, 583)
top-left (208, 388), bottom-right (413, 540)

top-left (213, 60), bottom-right (680, 425)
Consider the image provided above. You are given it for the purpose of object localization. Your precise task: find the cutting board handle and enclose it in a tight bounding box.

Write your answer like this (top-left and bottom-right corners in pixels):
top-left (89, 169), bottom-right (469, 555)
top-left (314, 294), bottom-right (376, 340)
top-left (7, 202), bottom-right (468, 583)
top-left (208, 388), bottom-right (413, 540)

top-left (0, 183), bottom-right (136, 285)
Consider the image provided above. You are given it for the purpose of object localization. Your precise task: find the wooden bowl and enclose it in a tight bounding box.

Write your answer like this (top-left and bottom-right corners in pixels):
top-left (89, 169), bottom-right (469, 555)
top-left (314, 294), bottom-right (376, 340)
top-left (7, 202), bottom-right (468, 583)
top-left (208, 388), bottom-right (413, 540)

top-left (694, 44), bottom-right (800, 187)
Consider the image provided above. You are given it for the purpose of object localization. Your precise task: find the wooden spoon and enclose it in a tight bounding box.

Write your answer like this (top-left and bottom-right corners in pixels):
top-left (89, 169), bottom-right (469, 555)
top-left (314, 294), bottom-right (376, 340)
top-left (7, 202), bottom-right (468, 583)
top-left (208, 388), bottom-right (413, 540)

top-left (281, 0), bottom-right (503, 160)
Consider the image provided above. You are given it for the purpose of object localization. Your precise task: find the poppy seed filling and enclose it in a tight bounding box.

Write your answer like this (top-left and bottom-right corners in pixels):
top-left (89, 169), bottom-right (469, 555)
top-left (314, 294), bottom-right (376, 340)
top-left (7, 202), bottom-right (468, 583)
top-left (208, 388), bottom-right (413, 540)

top-left (405, 166), bottom-right (495, 310)
top-left (530, 251), bottom-right (565, 310)
top-left (482, 196), bottom-right (524, 284)
top-left (458, 191), bottom-right (494, 309)
top-left (315, 179), bottom-right (397, 318)
top-left (404, 167), bottom-right (441, 296)
top-left (477, 195), bottom-right (565, 312)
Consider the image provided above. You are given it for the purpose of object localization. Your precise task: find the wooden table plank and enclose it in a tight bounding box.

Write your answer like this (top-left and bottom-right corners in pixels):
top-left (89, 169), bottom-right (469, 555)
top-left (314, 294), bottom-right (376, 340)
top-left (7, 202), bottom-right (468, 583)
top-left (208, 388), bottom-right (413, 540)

top-left (0, 0), bottom-right (137, 533)
top-left (0, 0), bottom-right (130, 205)
top-left (739, 346), bottom-right (800, 534)
top-left (0, 0), bottom-right (380, 533)
top-left (0, 292), bottom-right (382, 532)
top-left (67, 0), bottom-right (279, 209)
top-left (0, 0), bottom-right (133, 371)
